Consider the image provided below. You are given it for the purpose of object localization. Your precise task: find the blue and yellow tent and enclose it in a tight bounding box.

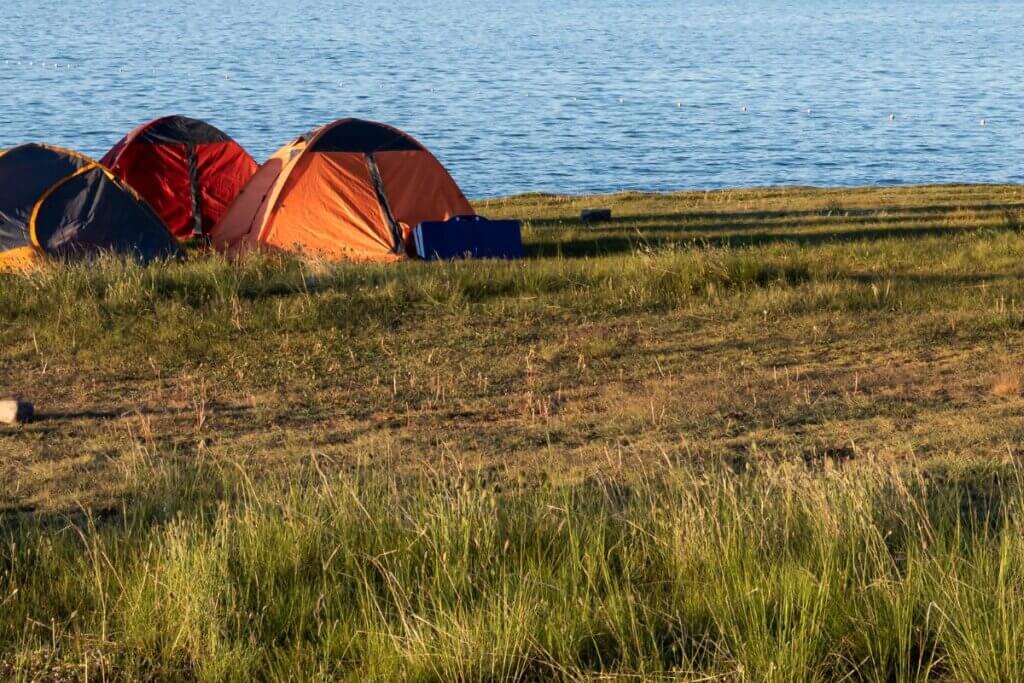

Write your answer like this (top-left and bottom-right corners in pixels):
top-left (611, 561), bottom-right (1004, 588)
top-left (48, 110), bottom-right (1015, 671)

top-left (0, 143), bottom-right (182, 271)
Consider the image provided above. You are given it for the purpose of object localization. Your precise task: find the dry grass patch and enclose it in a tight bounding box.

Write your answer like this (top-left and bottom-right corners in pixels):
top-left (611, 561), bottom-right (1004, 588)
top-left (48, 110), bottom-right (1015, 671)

top-left (992, 358), bottom-right (1023, 397)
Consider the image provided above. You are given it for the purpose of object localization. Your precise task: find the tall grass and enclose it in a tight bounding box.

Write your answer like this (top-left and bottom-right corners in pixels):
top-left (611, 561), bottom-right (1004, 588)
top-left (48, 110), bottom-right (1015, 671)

top-left (3, 455), bottom-right (1024, 681)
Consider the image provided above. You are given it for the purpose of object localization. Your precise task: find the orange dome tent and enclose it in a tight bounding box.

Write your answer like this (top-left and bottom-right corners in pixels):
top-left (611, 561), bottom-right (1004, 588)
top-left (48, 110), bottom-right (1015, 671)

top-left (210, 119), bottom-right (473, 261)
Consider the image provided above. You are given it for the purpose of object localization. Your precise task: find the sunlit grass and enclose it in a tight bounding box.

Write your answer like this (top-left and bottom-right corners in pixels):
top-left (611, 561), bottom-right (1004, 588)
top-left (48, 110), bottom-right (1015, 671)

top-left (6, 184), bottom-right (1024, 678)
top-left (3, 454), bottom-right (1024, 680)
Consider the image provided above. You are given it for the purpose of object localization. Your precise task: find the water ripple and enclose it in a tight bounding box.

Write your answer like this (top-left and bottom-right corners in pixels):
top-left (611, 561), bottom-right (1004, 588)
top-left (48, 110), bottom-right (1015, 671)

top-left (1, 0), bottom-right (1022, 198)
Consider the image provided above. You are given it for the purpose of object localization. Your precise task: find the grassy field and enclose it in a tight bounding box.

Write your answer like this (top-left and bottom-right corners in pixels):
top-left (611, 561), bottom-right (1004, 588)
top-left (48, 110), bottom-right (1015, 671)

top-left (4, 184), bottom-right (1024, 679)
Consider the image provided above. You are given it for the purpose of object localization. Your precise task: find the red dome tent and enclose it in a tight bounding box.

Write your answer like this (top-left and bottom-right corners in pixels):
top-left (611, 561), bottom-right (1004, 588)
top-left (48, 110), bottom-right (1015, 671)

top-left (102, 116), bottom-right (257, 240)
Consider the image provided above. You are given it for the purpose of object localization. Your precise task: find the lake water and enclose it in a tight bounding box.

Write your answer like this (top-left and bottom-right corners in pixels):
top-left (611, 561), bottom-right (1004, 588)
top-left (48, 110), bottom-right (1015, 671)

top-left (2, 1), bottom-right (1023, 198)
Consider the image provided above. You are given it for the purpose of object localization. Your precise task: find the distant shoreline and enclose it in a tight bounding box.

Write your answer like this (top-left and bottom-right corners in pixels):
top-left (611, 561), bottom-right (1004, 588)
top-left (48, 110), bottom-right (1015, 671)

top-left (474, 181), bottom-right (1024, 204)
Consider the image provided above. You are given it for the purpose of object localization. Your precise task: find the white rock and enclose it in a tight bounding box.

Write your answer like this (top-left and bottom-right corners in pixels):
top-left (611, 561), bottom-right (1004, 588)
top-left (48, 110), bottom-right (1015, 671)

top-left (0, 400), bottom-right (33, 424)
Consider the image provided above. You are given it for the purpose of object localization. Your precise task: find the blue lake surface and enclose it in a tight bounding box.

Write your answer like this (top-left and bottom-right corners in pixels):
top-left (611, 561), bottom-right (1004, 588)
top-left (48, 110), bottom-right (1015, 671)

top-left (2, 1), bottom-right (1022, 198)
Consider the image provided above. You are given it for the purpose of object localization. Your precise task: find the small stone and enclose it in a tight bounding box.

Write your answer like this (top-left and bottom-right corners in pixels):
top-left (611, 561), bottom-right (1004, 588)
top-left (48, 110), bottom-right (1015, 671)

top-left (581, 208), bottom-right (613, 223)
top-left (0, 400), bottom-right (33, 424)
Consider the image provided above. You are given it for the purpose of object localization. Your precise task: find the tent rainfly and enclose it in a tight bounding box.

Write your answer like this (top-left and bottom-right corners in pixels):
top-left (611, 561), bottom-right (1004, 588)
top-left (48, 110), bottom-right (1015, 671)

top-left (211, 118), bottom-right (473, 261)
top-left (102, 115), bottom-right (257, 240)
top-left (0, 144), bottom-right (182, 271)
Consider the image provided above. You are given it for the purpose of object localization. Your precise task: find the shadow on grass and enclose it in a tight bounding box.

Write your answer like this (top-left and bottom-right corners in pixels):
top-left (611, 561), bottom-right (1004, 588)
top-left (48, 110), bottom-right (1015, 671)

top-left (526, 223), bottom-right (1024, 259)
top-left (530, 202), bottom-right (1024, 229)
top-left (33, 403), bottom-right (255, 423)
top-left (844, 272), bottom-right (1024, 286)
top-left (559, 211), bottom-right (1021, 236)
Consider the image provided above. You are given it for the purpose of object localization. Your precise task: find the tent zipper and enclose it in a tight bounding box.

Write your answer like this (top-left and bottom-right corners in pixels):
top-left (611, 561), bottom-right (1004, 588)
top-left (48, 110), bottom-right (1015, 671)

top-left (366, 153), bottom-right (403, 254)
top-left (187, 144), bottom-right (203, 238)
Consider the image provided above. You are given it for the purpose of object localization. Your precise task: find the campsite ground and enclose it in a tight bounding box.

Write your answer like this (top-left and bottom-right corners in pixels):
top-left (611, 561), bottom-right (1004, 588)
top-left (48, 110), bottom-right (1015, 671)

top-left (6, 184), bottom-right (1024, 511)
top-left (5, 184), bottom-right (1024, 680)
